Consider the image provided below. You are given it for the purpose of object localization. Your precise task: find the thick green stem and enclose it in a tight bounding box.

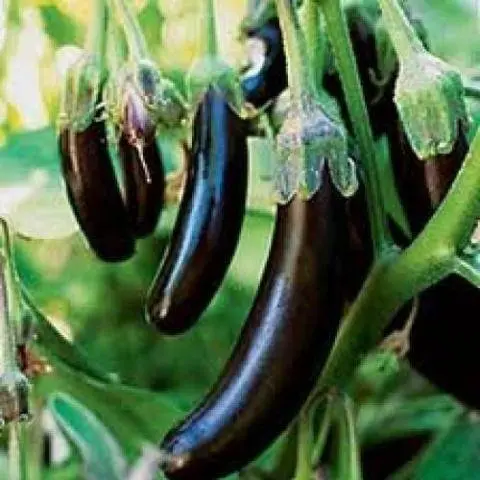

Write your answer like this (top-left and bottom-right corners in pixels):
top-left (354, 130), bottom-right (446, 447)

top-left (301, 0), bottom-right (325, 95)
top-left (312, 128), bottom-right (480, 395)
top-left (275, 0), bottom-right (315, 101)
top-left (86, 0), bottom-right (108, 76)
top-left (111, 0), bottom-right (148, 60)
top-left (319, 0), bottom-right (389, 257)
top-left (377, 0), bottom-right (424, 60)
top-left (203, 0), bottom-right (218, 57)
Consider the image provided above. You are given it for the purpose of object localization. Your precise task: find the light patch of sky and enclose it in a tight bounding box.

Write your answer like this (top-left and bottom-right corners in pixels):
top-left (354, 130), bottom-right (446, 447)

top-left (4, 9), bottom-right (49, 130)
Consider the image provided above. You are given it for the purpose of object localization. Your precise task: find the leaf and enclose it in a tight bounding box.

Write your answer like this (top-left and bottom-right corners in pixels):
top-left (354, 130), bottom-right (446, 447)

top-left (358, 395), bottom-right (462, 446)
top-left (0, 128), bottom-right (78, 239)
top-left (49, 392), bottom-right (128, 480)
top-left (411, 413), bottom-right (480, 480)
top-left (23, 287), bottom-right (112, 383)
top-left (34, 356), bottom-right (184, 462)
top-left (39, 6), bottom-right (82, 47)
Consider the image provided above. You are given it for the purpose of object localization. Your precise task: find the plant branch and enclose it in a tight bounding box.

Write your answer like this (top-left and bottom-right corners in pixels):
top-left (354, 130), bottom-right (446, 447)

top-left (203, 0), bottom-right (218, 57)
top-left (110, 0), bottom-right (148, 60)
top-left (319, 0), bottom-right (390, 257)
top-left (311, 128), bottom-right (480, 395)
top-left (275, 0), bottom-right (315, 101)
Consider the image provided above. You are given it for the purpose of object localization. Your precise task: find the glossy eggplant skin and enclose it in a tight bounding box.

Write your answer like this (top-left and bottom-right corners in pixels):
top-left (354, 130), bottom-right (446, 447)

top-left (385, 118), bottom-right (480, 408)
top-left (59, 117), bottom-right (135, 262)
top-left (241, 18), bottom-right (287, 108)
top-left (161, 172), bottom-right (344, 479)
top-left (118, 134), bottom-right (165, 238)
top-left (146, 88), bottom-right (248, 335)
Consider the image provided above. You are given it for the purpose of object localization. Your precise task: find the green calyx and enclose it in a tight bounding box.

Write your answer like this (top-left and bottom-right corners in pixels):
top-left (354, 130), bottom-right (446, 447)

top-left (58, 53), bottom-right (103, 132)
top-left (275, 91), bottom-right (358, 203)
top-left (113, 59), bottom-right (187, 130)
top-left (394, 51), bottom-right (469, 160)
top-left (187, 57), bottom-right (245, 115)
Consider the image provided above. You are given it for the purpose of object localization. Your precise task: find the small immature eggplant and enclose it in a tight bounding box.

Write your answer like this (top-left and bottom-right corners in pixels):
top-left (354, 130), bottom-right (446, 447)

top-left (241, 18), bottom-right (287, 108)
top-left (118, 134), bottom-right (165, 238)
top-left (161, 171), bottom-right (344, 479)
top-left (146, 87), bottom-right (248, 334)
top-left (59, 106), bottom-right (135, 262)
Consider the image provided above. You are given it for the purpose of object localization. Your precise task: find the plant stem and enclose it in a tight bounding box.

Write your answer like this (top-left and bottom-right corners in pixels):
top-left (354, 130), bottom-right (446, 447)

top-left (453, 257), bottom-right (480, 288)
top-left (377, 0), bottom-right (424, 59)
top-left (292, 410), bottom-right (313, 480)
top-left (275, 0), bottom-right (315, 102)
top-left (311, 129), bottom-right (480, 395)
top-left (8, 422), bottom-right (21, 480)
top-left (300, 0), bottom-right (325, 95)
top-left (319, 0), bottom-right (389, 257)
top-left (310, 394), bottom-right (334, 467)
top-left (334, 395), bottom-right (362, 480)
top-left (203, 0), bottom-right (218, 57)
top-left (86, 0), bottom-right (108, 74)
top-left (111, 0), bottom-right (148, 60)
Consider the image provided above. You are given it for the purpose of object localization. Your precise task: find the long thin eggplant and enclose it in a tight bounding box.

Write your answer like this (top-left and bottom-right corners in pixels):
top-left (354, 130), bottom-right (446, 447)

top-left (161, 171), bottom-right (343, 479)
top-left (118, 134), bottom-right (165, 238)
top-left (385, 116), bottom-right (480, 408)
top-left (146, 87), bottom-right (248, 334)
top-left (241, 18), bottom-right (287, 108)
top-left (59, 109), bottom-right (135, 262)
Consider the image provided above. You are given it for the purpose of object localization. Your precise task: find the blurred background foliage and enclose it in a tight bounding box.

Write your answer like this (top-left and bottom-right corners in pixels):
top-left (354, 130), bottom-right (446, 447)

top-left (0, 0), bottom-right (479, 479)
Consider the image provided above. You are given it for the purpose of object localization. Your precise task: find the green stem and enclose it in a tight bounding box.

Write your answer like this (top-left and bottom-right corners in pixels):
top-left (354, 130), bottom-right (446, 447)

top-left (301, 0), bottom-right (325, 95)
top-left (8, 422), bottom-right (21, 480)
top-left (204, 0), bottom-right (218, 57)
top-left (111, 0), bottom-right (148, 60)
top-left (377, 0), bottom-right (424, 59)
top-left (292, 410), bottom-right (313, 480)
top-left (86, 0), bottom-right (108, 73)
top-left (453, 257), bottom-right (480, 288)
top-left (275, 0), bottom-right (315, 101)
top-left (334, 395), bottom-right (362, 480)
top-left (311, 129), bottom-right (480, 395)
top-left (319, 0), bottom-right (389, 257)
top-left (310, 394), bottom-right (334, 467)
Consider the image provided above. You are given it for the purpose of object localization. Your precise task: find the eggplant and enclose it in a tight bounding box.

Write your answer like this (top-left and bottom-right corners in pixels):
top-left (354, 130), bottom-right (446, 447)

top-left (59, 108), bottom-right (135, 262)
top-left (146, 87), bottom-right (249, 334)
top-left (161, 171), bottom-right (344, 479)
top-left (241, 18), bottom-right (287, 108)
top-left (118, 134), bottom-right (165, 238)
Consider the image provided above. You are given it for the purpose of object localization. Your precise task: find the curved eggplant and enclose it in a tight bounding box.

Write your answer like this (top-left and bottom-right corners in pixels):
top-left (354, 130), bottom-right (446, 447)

top-left (161, 171), bottom-right (343, 479)
top-left (146, 87), bottom-right (248, 334)
top-left (59, 112), bottom-right (135, 262)
top-left (241, 18), bottom-right (287, 108)
top-left (386, 116), bottom-right (480, 408)
top-left (118, 134), bottom-right (165, 238)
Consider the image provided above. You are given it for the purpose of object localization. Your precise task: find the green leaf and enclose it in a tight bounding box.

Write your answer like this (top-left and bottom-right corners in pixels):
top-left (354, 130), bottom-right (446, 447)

top-left (39, 6), bottom-right (82, 47)
top-left (49, 392), bottom-right (128, 480)
top-left (411, 414), bottom-right (480, 480)
top-left (34, 358), bottom-right (184, 462)
top-left (23, 287), bottom-right (113, 383)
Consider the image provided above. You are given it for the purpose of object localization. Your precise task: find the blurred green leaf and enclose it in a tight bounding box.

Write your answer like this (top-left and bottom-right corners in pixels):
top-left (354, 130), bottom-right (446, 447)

top-left (39, 6), bottom-right (82, 48)
top-left (34, 358), bottom-right (184, 462)
top-left (411, 414), bottom-right (480, 480)
top-left (49, 392), bottom-right (128, 480)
